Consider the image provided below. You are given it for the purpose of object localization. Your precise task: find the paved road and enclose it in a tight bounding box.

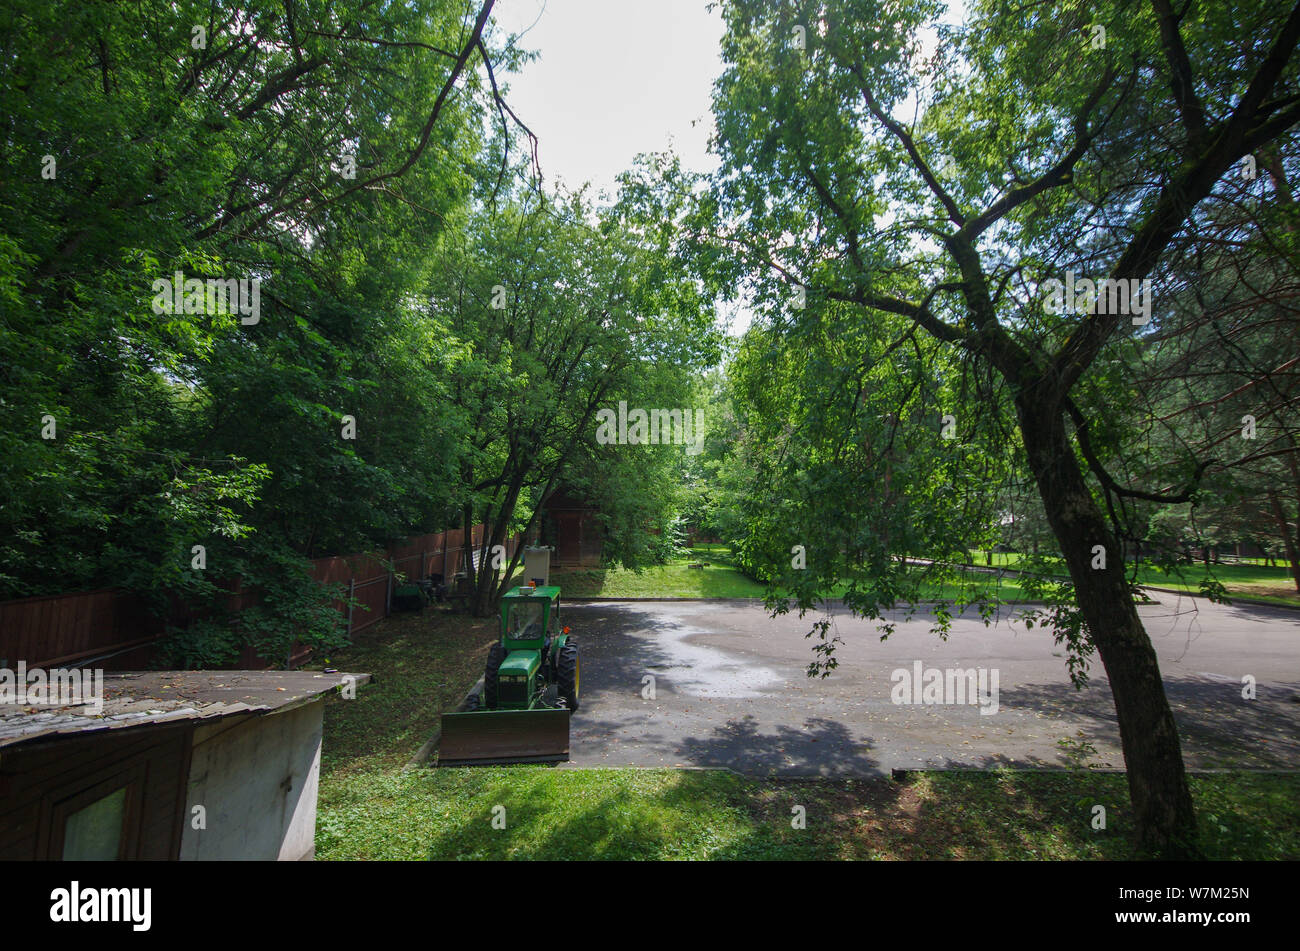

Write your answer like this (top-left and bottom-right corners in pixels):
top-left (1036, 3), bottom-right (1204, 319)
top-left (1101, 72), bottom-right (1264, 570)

top-left (562, 596), bottom-right (1300, 775)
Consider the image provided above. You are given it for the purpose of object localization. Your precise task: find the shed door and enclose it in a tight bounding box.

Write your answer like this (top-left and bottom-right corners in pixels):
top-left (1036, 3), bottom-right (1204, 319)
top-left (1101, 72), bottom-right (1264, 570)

top-left (554, 512), bottom-right (581, 564)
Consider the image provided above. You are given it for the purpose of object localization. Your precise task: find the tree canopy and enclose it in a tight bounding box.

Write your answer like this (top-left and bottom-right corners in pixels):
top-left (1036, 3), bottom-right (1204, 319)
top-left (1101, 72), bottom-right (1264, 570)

top-left (0, 1), bottom-right (718, 662)
top-left (698, 0), bottom-right (1300, 855)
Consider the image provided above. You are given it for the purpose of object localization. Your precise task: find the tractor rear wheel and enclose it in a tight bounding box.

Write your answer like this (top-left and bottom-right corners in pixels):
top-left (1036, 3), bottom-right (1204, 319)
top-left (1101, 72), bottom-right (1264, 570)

top-left (482, 643), bottom-right (506, 710)
top-left (556, 641), bottom-right (580, 712)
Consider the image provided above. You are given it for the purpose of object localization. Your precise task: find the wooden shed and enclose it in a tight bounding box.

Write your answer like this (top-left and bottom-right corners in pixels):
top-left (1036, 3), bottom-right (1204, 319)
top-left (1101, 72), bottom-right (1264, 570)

top-left (541, 489), bottom-right (604, 567)
top-left (0, 670), bottom-right (367, 860)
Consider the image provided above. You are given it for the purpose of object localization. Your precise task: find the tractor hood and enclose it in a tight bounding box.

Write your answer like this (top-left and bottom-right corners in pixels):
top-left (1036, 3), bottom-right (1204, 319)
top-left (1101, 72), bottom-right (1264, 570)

top-left (498, 651), bottom-right (541, 679)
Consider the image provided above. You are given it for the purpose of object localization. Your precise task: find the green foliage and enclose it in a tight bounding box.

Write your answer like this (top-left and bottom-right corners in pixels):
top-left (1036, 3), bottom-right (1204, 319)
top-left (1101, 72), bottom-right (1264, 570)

top-left (0, 0), bottom-right (723, 657)
top-left (711, 298), bottom-right (1013, 671)
top-left (698, 0), bottom-right (1300, 687)
top-left (428, 162), bottom-right (723, 612)
top-left (0, 1), bottom-right (518, 662)
top-left (1015, 558), bottom-right (1096, 688)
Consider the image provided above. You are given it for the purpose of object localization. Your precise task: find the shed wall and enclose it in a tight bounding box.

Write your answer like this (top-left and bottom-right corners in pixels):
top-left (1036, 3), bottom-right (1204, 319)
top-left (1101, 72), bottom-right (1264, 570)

top-left (179, 701), bottom-right (323, 860)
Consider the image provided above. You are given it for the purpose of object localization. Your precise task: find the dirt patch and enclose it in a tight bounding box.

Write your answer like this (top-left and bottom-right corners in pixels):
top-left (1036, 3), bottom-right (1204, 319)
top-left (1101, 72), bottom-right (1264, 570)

top-left (740, 777), bottom-right (939, 859)
top-left (1238, 583), bottom-right (1300, 601)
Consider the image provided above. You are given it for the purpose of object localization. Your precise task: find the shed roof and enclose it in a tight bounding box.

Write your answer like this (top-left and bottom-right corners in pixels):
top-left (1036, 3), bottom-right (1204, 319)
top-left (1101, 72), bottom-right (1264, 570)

top-left (0, 670), bottom-right (370, 750)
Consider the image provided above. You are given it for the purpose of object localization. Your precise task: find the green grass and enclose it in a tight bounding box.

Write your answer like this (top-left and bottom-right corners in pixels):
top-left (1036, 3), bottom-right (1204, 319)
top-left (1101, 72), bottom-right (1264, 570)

top-left (315, 607), bottom-right (500, 776)
top-left (314, 606), bottom-right (1300, 860)
top-left (549, 545), bottom-right (766, 598)
top-left (317, 763), bottom-right (1300, 860)
top-left (1137, 562), bottom-right (1298, 606)
top-left (966, 552), bottom-right (1300, 607)
top-left (550, 546), bottom-right (1035, 602)
top-left (318, 766), bottom-right (759, 860)
top-left (901, 570), bottom-right (1032, 603)
top-left (549, 545), bottom-right (1293, 607)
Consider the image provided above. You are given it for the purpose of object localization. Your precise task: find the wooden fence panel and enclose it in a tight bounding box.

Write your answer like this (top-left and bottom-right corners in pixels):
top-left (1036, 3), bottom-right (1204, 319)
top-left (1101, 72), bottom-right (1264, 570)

top-left (0, 589), bottom-right (162, 669)
top-left (0, 525), bottom-right (522, 670)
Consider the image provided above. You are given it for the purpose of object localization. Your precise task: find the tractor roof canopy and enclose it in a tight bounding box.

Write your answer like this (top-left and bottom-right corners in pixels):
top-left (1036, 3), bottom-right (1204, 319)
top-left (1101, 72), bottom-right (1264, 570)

top-left (504, 585), bottom-right (560, 602)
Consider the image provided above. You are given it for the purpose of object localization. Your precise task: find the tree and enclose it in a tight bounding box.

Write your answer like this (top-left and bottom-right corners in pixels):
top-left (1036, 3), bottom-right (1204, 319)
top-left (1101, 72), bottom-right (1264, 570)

top-left (703, 0), bottom-right (1300, 854)
top-left (0, 0), bottom-right (525, 661)
top-left (717, 299), bottom-right (1011, 630)
top-left (1111, 149), bottom-right (1300, 589)
top-left (429, 159), bottom-right (721, 615)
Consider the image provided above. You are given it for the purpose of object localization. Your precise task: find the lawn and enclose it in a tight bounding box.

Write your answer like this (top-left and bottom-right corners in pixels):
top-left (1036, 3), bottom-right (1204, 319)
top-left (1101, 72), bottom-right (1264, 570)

top-left (966, 552), bottom-right (1300, 607)
top-left (549, 546), bottom-right (1036, 602)
top-left (317, 760), bottom-right (1300, 861)
top-left (1137, 562), bottom-right (1299, 606)
top-left (549, 545), bottom-right (766, 598)
top-left (548, 545), bottom-right (1299, 607)
top-left (313, 606), bottom-right (1300, 861)
top-left (316, 607), bottom-right (500, 777)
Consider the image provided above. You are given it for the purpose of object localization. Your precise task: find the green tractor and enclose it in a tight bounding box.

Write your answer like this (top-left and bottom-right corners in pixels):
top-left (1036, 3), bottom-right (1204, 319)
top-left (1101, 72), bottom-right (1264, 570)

top-left (437, 584), bottom-right (580, 765)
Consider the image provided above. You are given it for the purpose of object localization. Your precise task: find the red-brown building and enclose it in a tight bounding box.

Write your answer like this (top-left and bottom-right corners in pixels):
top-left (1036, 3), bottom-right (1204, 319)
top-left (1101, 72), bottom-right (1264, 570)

top-left (540, 490), bottom-right (603, 567)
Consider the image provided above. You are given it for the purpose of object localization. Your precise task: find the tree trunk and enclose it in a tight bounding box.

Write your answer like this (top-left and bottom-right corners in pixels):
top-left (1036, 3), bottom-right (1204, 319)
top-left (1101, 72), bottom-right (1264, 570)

top-left (470, 469), bottom-right (532, 617)
top-left (461, 502), bottom-right (477, 604)
top-left (1267, 491), bottom-right (1300, 593)
top-left (472, 511), bottom-right (510, 617)
top-left (1017, 399), bottom-right (1197, 857)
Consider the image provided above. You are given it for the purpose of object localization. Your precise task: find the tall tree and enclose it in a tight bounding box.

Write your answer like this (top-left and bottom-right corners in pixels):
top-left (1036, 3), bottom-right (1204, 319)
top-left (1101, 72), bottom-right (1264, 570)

top-left (430, 161), bottom-right (721, 615)
top-left (704, 0), bottom-right (1300, 854)
top-left (0, 0), bottom-right (524, 661)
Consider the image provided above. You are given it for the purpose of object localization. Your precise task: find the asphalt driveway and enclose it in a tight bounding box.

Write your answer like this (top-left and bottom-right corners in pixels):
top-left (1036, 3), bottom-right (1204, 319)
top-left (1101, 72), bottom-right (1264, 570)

top-left (562, 596), bottom-right (1300, 775)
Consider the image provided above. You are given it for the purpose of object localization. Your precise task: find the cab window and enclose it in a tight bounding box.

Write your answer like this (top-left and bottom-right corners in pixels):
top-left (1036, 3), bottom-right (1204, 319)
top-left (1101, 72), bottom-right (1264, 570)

top-left (507, 600), bottom-right (544, 639)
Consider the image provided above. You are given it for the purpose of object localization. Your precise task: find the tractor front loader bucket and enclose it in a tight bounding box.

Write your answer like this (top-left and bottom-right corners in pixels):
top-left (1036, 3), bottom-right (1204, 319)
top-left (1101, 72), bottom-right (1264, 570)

top-left (436, 708), bottom-right (571, 766)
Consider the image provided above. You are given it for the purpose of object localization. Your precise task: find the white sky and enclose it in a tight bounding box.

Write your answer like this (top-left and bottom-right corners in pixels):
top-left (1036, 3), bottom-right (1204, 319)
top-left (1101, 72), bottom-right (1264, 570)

top-left (489, 1), bottom-right (752, 336)
top-left (490, 0), bottom-right (724, 200)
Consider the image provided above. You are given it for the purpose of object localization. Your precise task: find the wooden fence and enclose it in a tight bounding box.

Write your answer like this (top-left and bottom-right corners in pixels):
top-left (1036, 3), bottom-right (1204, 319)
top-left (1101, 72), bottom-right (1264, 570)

top-left (310, 526), bottom-right (521, 635)
top-left (0, 525), bottom-right (520, 671)
top-left (0, 589), bottom-right (162, 670)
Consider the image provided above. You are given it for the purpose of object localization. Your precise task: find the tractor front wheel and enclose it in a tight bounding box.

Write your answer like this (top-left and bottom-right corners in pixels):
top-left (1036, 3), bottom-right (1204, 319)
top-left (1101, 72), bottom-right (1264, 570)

top-left (557, 641), bottom-right (580, 712)
top-left (482, 643), bottom-right (506, 710)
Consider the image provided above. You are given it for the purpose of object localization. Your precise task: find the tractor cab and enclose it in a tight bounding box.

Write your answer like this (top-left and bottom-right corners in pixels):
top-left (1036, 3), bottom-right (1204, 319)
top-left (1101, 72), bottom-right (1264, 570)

top-left (496, 586), bottom-right (562, 707)
top-left (502, 585), bottom-right (558, 647)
